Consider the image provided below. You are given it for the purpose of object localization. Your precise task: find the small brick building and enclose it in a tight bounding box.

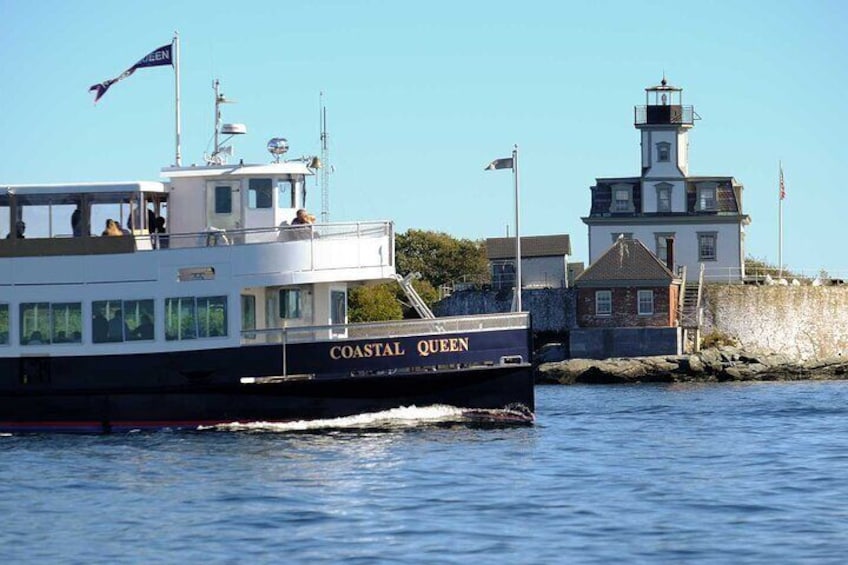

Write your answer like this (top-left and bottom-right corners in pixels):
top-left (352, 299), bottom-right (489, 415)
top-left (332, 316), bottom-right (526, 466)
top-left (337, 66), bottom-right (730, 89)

top-left (574, 237), bottom-right (681, 328)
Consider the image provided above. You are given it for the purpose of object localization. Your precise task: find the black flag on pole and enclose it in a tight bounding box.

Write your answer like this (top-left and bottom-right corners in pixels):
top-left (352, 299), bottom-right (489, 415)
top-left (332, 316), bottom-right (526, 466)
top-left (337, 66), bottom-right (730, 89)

top-left (89, 43), bottom-right (173, 104)
top-left (485, 157), bottom-right (514, 171)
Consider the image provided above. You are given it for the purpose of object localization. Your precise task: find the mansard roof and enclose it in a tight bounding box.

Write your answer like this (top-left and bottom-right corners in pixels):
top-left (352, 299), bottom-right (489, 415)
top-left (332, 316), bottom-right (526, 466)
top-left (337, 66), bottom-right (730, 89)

top-left (587, 176), bottom-right (744, 217)
top-left (486, 234), bottom-right (571, 260)
top-left (574, 237), bottom-right (677, 287)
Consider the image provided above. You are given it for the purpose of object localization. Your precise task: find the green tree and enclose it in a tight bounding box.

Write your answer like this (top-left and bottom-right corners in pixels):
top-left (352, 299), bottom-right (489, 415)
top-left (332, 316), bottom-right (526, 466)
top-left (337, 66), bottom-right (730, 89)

top-left (395, 229), bottom-right (488, 287)
top-left (348, 283), bottom-right (403, 322)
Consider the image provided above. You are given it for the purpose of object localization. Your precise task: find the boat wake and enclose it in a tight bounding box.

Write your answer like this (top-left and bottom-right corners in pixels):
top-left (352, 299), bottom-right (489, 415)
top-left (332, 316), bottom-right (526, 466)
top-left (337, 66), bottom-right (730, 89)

top-left (199, 404), bottom-right (533, 433)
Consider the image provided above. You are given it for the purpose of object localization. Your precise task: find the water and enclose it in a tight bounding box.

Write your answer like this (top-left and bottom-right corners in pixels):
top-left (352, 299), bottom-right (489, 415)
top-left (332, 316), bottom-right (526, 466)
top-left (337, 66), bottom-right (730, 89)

top-left (3, 381), bottom-right (848, 564)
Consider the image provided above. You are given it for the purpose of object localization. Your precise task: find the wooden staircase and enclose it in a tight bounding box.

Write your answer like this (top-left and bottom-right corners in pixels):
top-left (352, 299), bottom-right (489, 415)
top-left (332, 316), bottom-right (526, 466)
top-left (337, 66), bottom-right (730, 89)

top-left (678, 263), bottom-right (705, 352)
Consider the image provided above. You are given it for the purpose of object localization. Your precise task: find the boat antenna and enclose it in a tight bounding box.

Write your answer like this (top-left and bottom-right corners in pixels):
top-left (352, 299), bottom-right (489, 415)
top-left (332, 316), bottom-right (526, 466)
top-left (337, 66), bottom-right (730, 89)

top-left (205, 79), bottom-right (246, 165)
top-left (320, 91), bottom-right (330, 223)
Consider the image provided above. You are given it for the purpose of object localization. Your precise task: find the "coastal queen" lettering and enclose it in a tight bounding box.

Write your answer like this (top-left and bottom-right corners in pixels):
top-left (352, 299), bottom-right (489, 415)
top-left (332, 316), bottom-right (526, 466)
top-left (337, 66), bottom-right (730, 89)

top-left (328, 336), bottom-right (471, 360)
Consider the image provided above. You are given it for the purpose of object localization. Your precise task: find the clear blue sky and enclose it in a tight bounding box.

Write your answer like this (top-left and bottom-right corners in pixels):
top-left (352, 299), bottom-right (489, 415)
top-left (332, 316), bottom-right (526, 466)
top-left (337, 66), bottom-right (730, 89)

top-left (2, 0), bottom-right (846, 273)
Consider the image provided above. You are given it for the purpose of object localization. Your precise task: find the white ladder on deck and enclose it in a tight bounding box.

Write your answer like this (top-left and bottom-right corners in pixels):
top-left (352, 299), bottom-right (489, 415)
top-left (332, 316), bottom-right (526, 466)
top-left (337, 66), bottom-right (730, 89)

top-left (394, 273), bottom-right (435, 319)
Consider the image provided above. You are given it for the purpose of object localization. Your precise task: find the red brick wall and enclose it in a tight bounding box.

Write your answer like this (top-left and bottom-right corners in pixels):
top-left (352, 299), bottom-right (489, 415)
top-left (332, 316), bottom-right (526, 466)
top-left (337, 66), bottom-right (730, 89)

top-left (576, 286), bottom-right (674, 328)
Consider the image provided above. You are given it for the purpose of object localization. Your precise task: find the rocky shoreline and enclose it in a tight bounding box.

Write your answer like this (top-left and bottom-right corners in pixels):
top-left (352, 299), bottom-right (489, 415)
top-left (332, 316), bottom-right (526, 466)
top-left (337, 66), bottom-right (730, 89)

top-left (535, 346), bottom-right (848, 385)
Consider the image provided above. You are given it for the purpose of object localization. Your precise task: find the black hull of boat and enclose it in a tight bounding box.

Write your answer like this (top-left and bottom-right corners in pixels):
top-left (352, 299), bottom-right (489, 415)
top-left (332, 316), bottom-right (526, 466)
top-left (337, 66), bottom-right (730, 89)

top-left (0, 364), bottom-right (534, 433)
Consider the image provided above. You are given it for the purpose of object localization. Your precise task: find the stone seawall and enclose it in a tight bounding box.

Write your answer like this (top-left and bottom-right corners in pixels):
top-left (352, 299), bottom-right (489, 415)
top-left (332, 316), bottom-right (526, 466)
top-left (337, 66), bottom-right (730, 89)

top-left (702, 285), bottom-right (848, 361)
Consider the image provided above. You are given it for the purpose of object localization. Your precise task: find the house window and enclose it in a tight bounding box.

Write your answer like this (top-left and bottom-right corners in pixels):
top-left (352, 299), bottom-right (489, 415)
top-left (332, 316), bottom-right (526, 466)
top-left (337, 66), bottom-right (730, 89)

top-left (698, 186), bottom-right (717, 211)
top-left (595, 290), bottom-right (612, 317)
top-left (491, 260), bottom-right (516, 290)
top-left (611, 232), bottom-right (633, 243)
top-left (698, 232), bottom-right (717, 261)
top-left (638, 290), bottom-right (654, 315)
top-left (613, 188), bottom-right (631, 212)
top-left (656, 142), bottom-right (670, 162)
top-left (655, 233), bottom-right (675, 269)
top-left (656, 184), bottom-right (672, 212)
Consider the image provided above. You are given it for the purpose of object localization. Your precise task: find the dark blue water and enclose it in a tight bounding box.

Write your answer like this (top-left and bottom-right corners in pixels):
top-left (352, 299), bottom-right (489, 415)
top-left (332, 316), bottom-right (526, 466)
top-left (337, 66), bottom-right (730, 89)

top-left (3, 381), bottom-right (848, 564)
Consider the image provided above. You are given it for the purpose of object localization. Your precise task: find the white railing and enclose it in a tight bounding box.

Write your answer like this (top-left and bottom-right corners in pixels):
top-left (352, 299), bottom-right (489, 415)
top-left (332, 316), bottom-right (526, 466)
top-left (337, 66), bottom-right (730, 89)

top-left (241, 312), bottom-right (530, 346)
top-left (703, 266), bottom-right (848, 285)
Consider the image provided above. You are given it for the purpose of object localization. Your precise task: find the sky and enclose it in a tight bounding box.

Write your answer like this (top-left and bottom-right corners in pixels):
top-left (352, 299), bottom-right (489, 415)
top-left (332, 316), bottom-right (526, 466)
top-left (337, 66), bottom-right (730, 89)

top-left (1, 0), bottom-right (847, 274)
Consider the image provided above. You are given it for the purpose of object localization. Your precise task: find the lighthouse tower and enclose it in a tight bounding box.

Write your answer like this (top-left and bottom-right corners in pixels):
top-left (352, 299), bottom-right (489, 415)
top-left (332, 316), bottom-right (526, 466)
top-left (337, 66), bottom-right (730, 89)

top-left (635, 76), bottom-right (695, 214)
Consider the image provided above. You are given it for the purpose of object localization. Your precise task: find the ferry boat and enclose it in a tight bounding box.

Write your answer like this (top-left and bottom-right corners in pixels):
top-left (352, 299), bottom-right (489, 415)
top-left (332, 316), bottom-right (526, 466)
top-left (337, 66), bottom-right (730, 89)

top-left (0, 88), bottom-right (534, 433)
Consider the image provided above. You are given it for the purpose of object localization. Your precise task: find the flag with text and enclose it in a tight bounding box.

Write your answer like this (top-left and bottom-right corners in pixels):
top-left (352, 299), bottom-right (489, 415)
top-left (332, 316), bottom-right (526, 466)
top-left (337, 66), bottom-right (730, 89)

top-left (89, 43), bottom-right (173, 104)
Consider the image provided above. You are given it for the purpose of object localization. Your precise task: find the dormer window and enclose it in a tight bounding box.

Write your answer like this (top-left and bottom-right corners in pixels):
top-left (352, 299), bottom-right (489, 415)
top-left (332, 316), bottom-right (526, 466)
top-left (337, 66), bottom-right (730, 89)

top-left (656, 142), bottom-right (671, 162)
top-left (610, 184), bottom-right (634, 213)
top-left (698, 185), bottom-right (717, 211)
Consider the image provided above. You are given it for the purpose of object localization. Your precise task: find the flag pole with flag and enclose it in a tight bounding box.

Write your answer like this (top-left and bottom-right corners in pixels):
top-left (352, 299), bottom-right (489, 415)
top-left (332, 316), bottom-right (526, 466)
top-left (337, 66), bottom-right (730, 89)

top-left (485, 146), bottom-right (522, 312)
top-left (89, 34), bottom-right (182, 166)
top-left (779, 161), bottom-right (785, 278)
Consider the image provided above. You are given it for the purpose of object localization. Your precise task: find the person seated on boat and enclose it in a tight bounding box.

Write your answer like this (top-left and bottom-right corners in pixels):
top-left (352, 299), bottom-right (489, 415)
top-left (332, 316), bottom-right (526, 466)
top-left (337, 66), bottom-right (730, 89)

top-left (134, 314), bottom-right (154, 340)
top-left (92, 312), bottom-right (108, 343)
top-left (6, 220), bottom-right (25, 239)
top-left (291, 209), bottom-right (314, 225)
top-left (27, 330), bottom-right (44, 345)
top-left (107, 309), bottom-right (128, 342)
top-left (102, 219), bottom-right (123, 236)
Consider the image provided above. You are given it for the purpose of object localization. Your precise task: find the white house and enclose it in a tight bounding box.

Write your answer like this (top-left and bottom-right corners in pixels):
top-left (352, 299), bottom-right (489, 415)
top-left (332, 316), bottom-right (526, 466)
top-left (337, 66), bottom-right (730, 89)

top-left (581, 77), bottom-right (751, 281)
top-left (486, 234), bottom-right (572, 289)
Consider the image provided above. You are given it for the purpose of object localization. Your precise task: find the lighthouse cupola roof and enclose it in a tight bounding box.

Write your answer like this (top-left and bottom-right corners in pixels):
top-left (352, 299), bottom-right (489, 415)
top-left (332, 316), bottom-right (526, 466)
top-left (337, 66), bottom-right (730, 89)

top-left (635, 74), bottom-right (694, 128)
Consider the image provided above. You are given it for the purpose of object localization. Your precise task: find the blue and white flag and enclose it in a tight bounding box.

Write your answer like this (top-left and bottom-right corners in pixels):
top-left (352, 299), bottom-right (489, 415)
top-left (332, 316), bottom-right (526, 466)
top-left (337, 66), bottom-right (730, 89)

top-left (89, 43), bottom-right (173, 103)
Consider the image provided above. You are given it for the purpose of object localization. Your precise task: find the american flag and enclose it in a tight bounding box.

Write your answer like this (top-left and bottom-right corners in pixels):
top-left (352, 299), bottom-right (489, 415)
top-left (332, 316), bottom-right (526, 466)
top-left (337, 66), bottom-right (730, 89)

top-left (779, 163), bottom-right (786, 200)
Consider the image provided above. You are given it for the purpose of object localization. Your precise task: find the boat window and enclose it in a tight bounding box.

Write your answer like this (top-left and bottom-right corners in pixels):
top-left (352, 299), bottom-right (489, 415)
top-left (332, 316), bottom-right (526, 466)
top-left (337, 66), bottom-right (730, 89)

top-left (0, 199), bottom-right (9, 240)
top-left (124, 299), bottom-right (155, 341)
top-left (92, 300), bottom-right (139, 343)
top-left (20, 302), bottom-right (82, 345)
top-left (51, 303), bottom-right (82, 343)
top-left (241, 295), bottom-right (256, 332)
top-left (279, 289), bottom-right (302, 319)
top-left (248, 178), bottom-right (273, 209)
top-left (330, 290), bottom-right (346, 327)
top-left (0, 304), bottom-right (8, 345)
top-left (277, 180), bottom-right (294, 209)
top-left (197, 296), bottom-right (228, 338)
top-left (89, 193), bottom-right (136, 236)
top-left (214, 185), bottom-right (233, 214)
top-left (165, 295), bottom-right (228, 340)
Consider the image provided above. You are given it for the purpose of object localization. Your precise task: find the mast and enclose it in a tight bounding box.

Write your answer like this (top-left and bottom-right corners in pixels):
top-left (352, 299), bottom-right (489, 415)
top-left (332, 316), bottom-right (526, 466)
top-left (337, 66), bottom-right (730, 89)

top-left (320, 92), bottom-right (330, 223)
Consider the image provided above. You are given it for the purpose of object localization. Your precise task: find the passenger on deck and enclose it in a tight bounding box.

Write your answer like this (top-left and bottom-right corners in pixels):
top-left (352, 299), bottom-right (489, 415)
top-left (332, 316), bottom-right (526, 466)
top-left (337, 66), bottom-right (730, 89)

top-left (291, 209), bottom-right (314, 225)
top-left (102, 219), bottom-right (123, 236)
top-left (154, 216), bottom-right (169, 249)
top-left (6, 220), bottom-right (25, 239)
top-left (134, 314), bottom-right (154, 340)
top-left (71, 208), bottom-right (82, 237)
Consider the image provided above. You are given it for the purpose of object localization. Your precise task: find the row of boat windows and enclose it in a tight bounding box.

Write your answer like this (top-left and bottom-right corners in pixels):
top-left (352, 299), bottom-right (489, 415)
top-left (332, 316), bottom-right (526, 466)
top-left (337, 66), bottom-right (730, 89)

top-left (0, 297), bottom-right (227, 346)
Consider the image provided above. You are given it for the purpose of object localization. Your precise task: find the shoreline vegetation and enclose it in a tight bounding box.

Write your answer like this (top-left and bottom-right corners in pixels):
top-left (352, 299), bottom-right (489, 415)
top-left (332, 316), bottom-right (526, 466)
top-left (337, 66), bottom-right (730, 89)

top-left (536, 346), bottom-right (848, 385)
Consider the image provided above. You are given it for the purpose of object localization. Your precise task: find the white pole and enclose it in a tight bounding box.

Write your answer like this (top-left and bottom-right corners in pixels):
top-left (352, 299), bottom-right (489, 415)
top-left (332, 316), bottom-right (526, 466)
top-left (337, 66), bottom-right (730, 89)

top-left (513, 144), bottom-right (522, 312)
top-left (174, 32), bottom-right (182, 166)
top-left (778, 161), bottom-right (783, 279)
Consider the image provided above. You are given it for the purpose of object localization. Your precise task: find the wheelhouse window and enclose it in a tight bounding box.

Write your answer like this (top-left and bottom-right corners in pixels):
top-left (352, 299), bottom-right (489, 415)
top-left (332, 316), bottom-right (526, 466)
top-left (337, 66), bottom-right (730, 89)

top-left (698, 232), bottom-right (717, 261)
top-left (656, 142), bottom-right (671, 162)
top-left (277, 180), bottom-right (295, 209)
top-left (248, 178), bottom-right (273, 209)
top-left (93, 299), bottom-right (154, 343)
top-left (595, 290), bottom-right (612, 317)
top-left (280, 289), bottom-right (302, 319)
top-left (638, 290), bottom-right (654, 316)
top-left (0, 304), bottom-right (8, 345)
top-left (214, 185), bottom-right (233, 214)
top-left (21, 302), bottom-right (81, 345)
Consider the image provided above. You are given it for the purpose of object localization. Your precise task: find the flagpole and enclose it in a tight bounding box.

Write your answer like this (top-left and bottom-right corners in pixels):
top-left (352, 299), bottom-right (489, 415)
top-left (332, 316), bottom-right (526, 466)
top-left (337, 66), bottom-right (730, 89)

top-left (513, 144), bottom-right (522, 312)
top-left (778, 161), bottom-right (783, 279)
top-left (174, 32), bottom-right (182, 166)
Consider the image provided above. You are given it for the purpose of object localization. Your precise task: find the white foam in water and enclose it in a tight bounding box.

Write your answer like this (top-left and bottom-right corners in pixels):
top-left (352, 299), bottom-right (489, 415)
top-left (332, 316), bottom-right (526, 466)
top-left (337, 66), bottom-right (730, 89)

top-left (198, 404), bottom-right (522, 433)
